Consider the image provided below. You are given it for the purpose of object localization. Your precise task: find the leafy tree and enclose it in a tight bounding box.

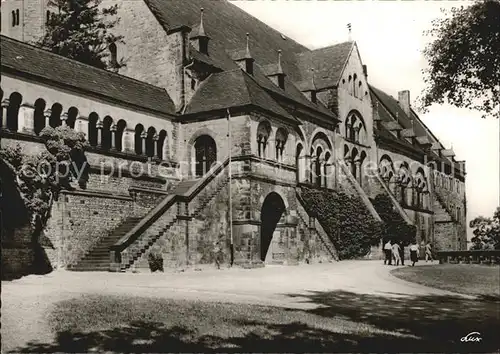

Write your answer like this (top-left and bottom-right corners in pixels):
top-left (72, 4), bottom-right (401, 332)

top-left (0, 126), bottom-right (88, 239)
top-left (420, 0), bottom-right (500, 119)
top-left (37, 0), bottom-right (125, 70)
top-left (469, 207), bottom-right (500, 250)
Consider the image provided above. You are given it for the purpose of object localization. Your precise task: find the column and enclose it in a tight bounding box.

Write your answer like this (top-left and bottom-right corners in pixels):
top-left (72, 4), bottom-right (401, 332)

top-left (96, 120), bottom-right (103, 148)
top-left (1, 99), bottom-right (10, 130)
top-left (76, 116), bottom-right (89, 139)
top-left (18, 103), bottom-right (35, 134)
top-left (141, 131), bottom-right (147, 155)
top-left (355, 160), bottom-right (361, 184)
top-left (44, 109), bottom-right (51, 128)
top-left (153, 134), bottom-right (159, 159)
top-left (110, 124), bottom-right (117, 150)
top-left (123, 129), bottom-right (134, 153)
top-left (60, 112), bottom-right (68, 127)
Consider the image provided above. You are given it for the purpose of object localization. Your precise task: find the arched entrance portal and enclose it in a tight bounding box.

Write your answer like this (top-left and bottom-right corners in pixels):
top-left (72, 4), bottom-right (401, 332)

top-left (194, 135), bottom-right (217, 177)
top-left (260, 192), bottom-right (286, 263)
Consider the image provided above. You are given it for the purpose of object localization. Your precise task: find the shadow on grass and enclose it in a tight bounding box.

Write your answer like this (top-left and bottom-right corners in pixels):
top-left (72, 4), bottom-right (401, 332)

top-left (9, 291), bottom-right (500, 353)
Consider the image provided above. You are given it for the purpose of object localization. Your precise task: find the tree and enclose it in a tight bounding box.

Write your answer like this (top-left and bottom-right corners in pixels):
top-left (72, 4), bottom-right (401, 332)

top-left (420, 0), bottom-right (500, 119)
top-left (37, 0), bottom-right (125, 70)
top-left (0, 126), bottom-right (88, 239)
top-left (469, 207), bottom-right (500, 250)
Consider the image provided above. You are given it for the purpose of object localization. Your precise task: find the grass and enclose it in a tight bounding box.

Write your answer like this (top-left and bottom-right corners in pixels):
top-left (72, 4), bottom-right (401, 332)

top-left (391, 264), bottom-right (500, 296)
top-left (9, 290), bottom-right (500, 353)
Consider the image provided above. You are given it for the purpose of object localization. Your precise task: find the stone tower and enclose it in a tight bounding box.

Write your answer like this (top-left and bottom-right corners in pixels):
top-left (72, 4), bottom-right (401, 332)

top-left (1, 0), bottom-right (48, 43)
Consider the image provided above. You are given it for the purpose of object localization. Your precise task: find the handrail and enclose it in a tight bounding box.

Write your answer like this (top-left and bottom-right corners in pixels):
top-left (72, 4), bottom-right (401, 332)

top-left (111, 195), bottom-right (176, 251)
top-left (111, 157), bottom-right (230, 252)
top-left (336, 159), bottom-right (383, 222)
top-left (177, 158), bottom-right (230, 200)
top-left (374, 173), bottom-right (413, 225)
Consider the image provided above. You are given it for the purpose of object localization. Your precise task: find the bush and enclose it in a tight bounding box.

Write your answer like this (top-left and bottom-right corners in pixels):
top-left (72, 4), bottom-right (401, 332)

top-left (371, 194), bottom-right (416, 246)
top-left (300, 186), bottom-right (384, 259)
top-left (147, 252), bottom-right (164, 272)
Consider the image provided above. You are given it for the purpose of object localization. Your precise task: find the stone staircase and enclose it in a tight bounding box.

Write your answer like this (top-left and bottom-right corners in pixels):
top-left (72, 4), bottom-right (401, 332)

top-left (111, 160), bottom-right (231, 272)
top-left (67, 216), bottom-right (143, 271)
top-left (123, 176), bottom-right (229, 271)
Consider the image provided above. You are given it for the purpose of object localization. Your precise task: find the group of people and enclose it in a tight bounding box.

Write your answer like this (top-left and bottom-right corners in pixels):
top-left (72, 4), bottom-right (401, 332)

top-left (383, 240), bottom-right (433, 267)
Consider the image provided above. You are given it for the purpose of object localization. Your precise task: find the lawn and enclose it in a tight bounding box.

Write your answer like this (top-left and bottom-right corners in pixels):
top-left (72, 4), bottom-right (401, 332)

top-left (9, 290), bottom-right (500, 353)
top-left (391, 264), bottom-right (500, 297)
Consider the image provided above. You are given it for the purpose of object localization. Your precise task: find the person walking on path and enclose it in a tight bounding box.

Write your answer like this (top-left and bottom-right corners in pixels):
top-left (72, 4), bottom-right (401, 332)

top-left (410, 241), bottom-right (419, 267)
top-left (392, 241), bottom-right (401, 266)
top-left (399, 243), bottom-right (405, 266)
top-left (425, 242), bottom-right (433, 262)
top-left (384, 240), bottom-right (392, 265)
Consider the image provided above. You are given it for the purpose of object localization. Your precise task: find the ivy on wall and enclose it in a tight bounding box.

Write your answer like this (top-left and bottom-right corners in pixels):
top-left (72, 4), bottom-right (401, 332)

top-left (371, 194), bottom-right (416, 246)
top-left (300, 185), bottom-right (384, 259)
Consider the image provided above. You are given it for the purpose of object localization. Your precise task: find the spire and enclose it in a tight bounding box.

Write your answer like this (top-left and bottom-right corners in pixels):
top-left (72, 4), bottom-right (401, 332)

top-left (311, 67), bottom-right (316, 89)
top-left (192, 7), bottom-right (210, 55)
top-left (198, 7), bottom-right (206, 37)
top-left (277, 49), bottom-right (283, 74)
top-left (245, 32), bottom-right (252, 59)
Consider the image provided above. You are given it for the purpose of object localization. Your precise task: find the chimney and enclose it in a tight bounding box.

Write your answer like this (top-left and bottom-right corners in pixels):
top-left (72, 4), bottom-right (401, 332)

top-left (398, 90), bottom-right (411, 117)
top-left (191, 8), bottom-right (210, 55)
top-left (165, 25), bottom-right (191, 111)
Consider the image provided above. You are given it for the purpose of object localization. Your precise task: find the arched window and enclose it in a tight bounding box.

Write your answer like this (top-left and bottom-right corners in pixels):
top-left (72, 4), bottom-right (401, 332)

top-left (115, 120), bottom-right (126, 152)
top-left (49, 103), bottom-right (62, 128)
top-left (101, 116), bottom-right (113, 150)
top-left (323, 151), bottom-right (331, 188)
top-left (275, 128), bottom-right (288, 162)
top-left (66, 107), bottom-right (78, 129)
top-left (398, 166), bottom-right (411, 206)
top-left (315, 146), bottom-right (323, 187)
top-left (16, 9), bottom-right (20, 26)
top-left (295, 143), bottom-right (304, 183)
top-left (33, 98), bottom-right (46, 135)
top-left (7, 92), bottom-right (22, 132)
top-left (345, 112), bottom-right (366, 144)
top-left (257, 121), bottom-right (271, 158)
top-left (12, 11), bottom-right (16, 27)
top-left (353, 74), bottom-right (358, 97)
top-left (145, 127), bottom-right (156, 158)
top-left (157, 130), bottom-right (167, 160)
top-left (88, 113), bottom-right (99, 147)
top-left (109, 43), bottom-right (117, 67)
top-left (348, 75), bottom-right (352, 94)
top-left (194, 135), bottom-right (217, 177)
top-left (134, 124), bottom-right (144, 155)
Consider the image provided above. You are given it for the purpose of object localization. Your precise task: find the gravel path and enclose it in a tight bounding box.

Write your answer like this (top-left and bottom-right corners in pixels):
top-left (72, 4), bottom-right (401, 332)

top-left (1, 260), bottom-right (466, 352)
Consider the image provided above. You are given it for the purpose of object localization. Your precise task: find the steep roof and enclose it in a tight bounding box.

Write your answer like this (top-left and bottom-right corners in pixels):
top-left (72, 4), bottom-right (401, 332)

top-left (290, 41), bottom-right (354, 89)
top-left (184, 69), bottom-right (297, 122)
top-left (145, 0), bottom-right (308, 73)
top-left (370, 85), bottom-right (458, 164)
top-left (0, 35), bottom-right (176, 116)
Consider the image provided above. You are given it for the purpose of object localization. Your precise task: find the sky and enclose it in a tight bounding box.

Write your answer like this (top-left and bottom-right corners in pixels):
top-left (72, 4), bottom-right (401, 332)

top-left (232, 0), bottom-right (500, 239)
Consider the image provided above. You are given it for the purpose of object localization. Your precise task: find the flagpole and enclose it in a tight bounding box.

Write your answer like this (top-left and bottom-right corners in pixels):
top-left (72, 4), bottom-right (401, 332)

top-left (227, 108), bottom-right (234, 266)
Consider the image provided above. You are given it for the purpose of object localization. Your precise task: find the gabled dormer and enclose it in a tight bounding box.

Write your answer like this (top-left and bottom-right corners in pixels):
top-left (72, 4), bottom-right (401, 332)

top-left (264, 49), bottom-right (286, 90)
top-left (190, 8), bottom-right (210, 55)
top-left (230, 33), bottom-right (254, 75)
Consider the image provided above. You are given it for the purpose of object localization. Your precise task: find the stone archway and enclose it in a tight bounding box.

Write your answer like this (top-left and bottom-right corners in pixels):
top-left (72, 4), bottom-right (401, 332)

top-left (260, 192), bottom-right (286, 263)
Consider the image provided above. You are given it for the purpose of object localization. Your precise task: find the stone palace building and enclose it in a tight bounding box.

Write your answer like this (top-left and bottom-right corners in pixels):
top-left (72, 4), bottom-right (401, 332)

top-left (0, 0), bottom-right (467, 274)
